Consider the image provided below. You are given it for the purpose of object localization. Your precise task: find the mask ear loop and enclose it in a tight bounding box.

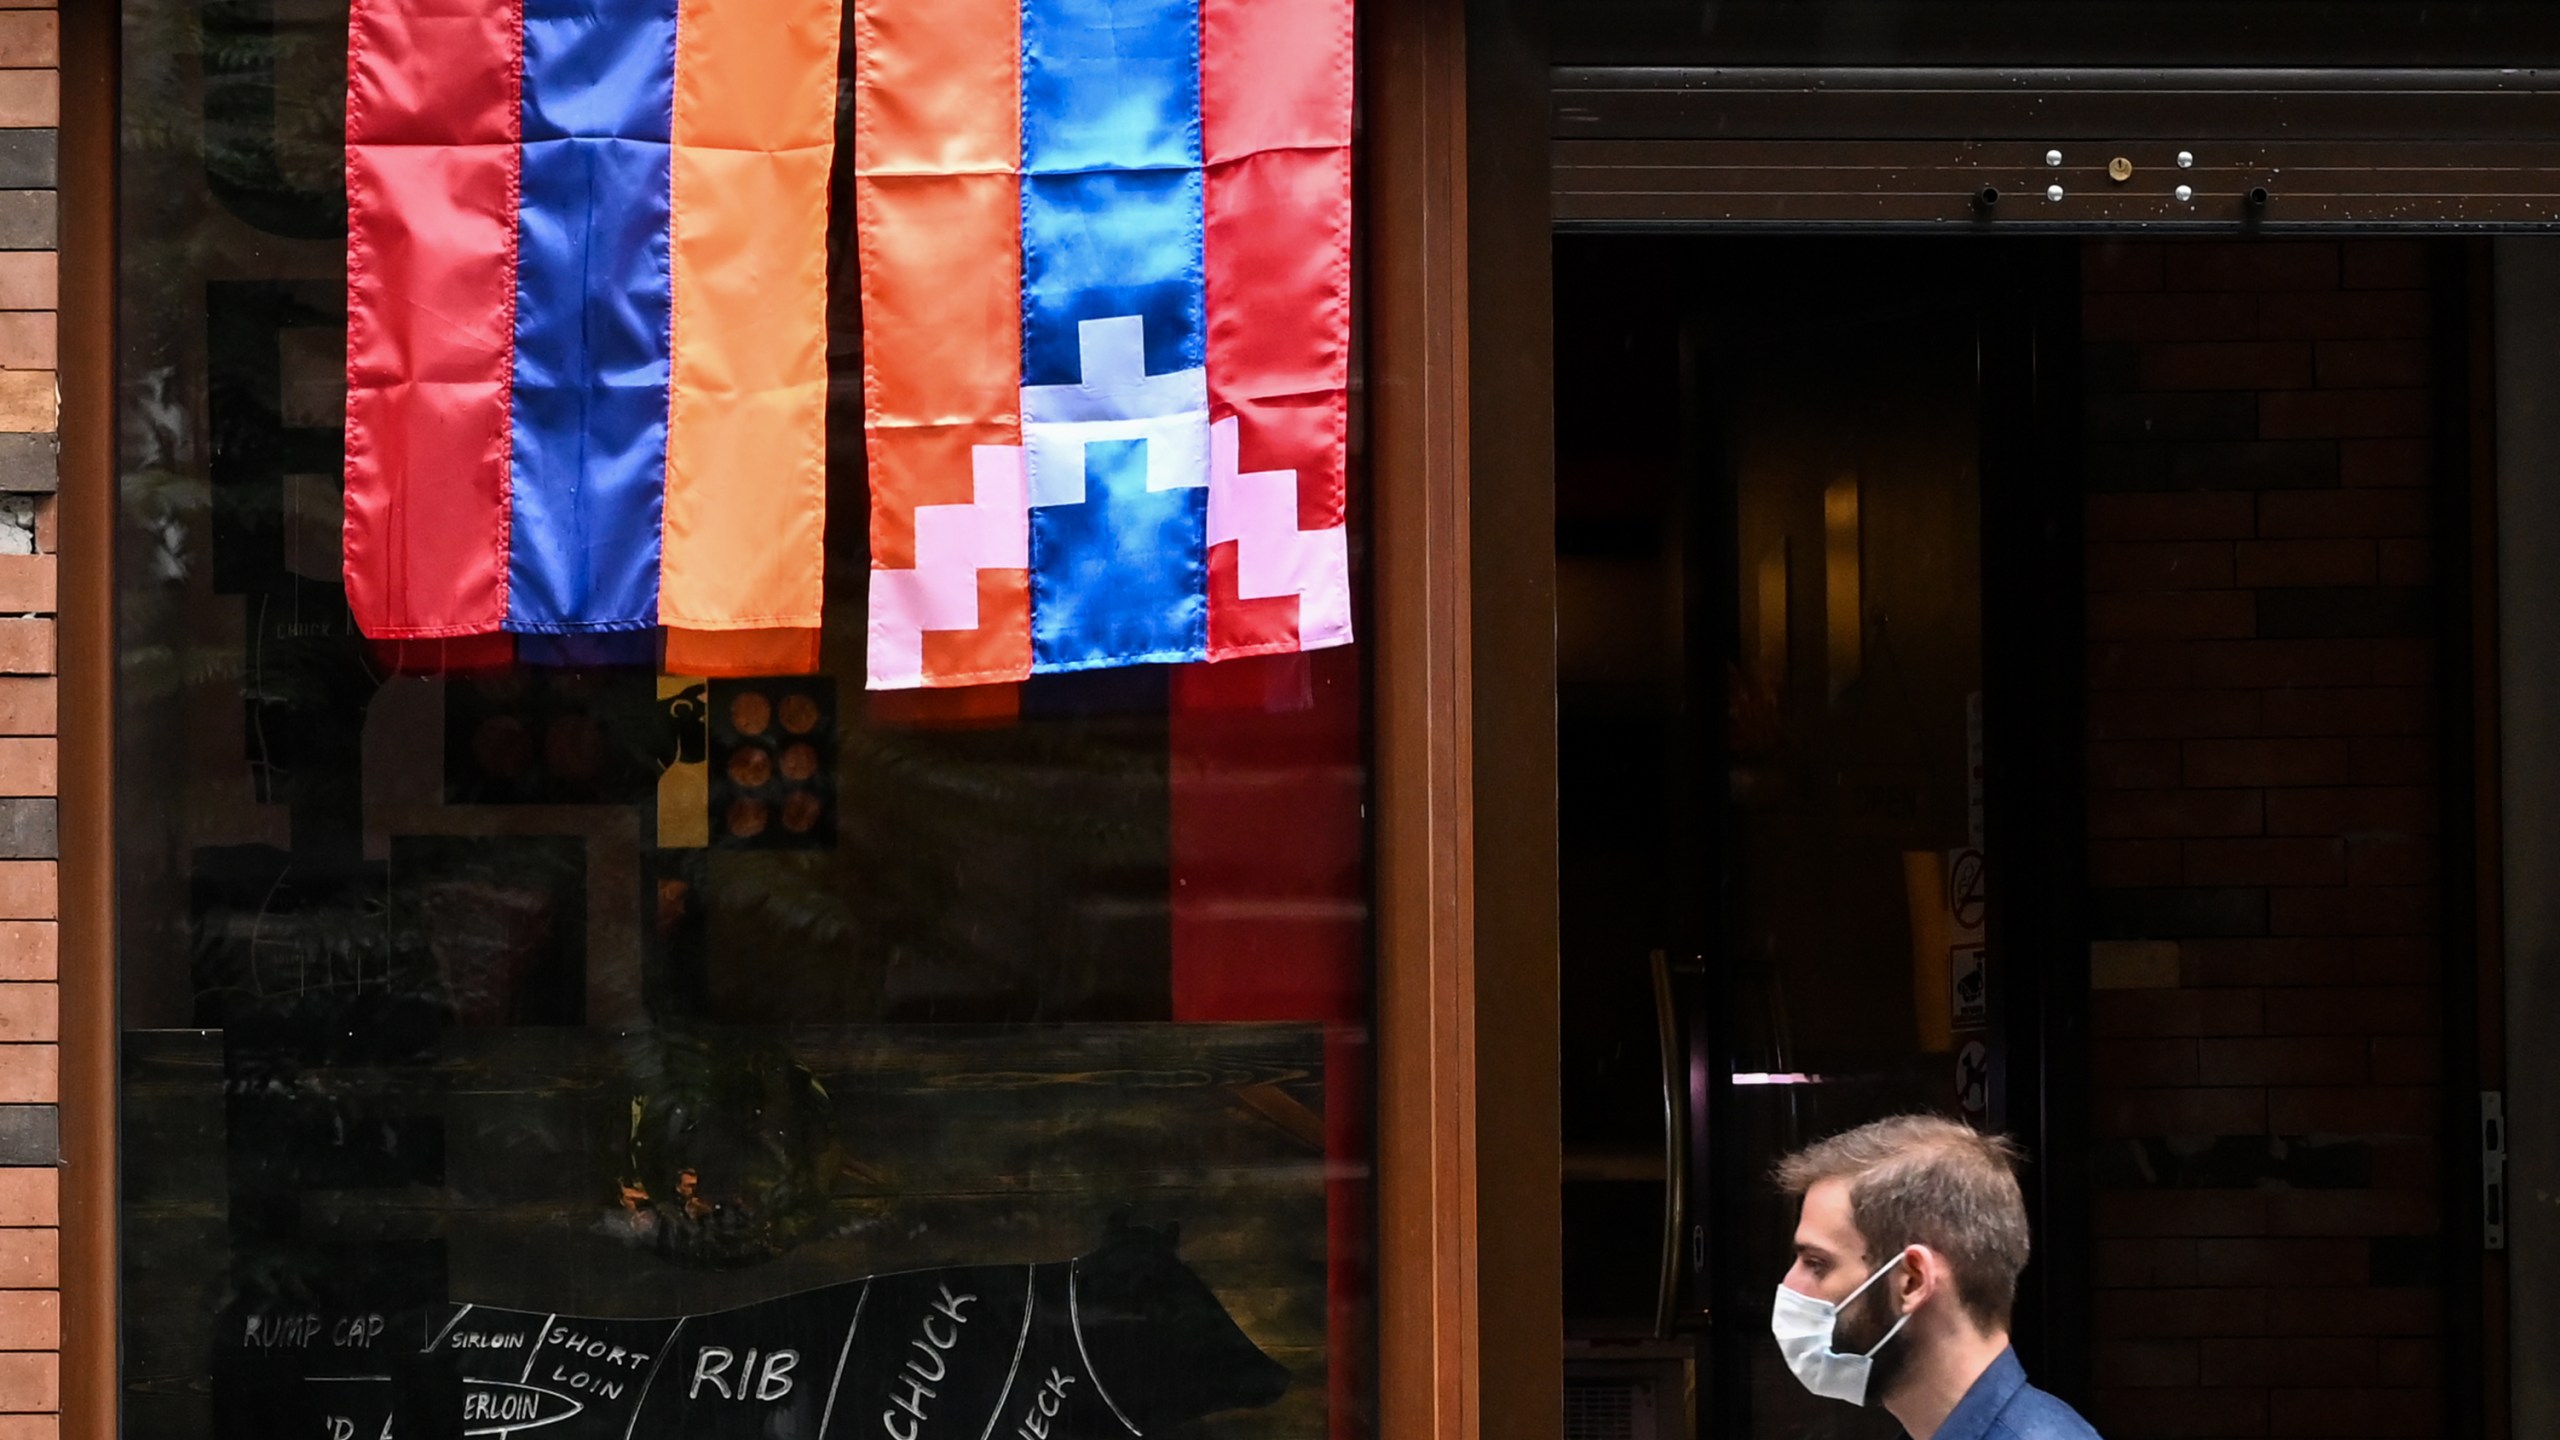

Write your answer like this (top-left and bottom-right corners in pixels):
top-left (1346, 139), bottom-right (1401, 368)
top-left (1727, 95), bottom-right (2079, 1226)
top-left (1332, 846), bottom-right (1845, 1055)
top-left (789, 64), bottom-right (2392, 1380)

top-left (1844, 1247), bottom-right (1919, 1358)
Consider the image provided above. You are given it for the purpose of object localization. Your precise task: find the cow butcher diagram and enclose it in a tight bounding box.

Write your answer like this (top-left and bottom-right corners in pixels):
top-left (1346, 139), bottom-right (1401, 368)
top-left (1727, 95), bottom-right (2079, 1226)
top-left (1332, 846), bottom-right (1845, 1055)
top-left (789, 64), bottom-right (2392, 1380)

top-left (215, 1221), bottom-right (1290, 1439)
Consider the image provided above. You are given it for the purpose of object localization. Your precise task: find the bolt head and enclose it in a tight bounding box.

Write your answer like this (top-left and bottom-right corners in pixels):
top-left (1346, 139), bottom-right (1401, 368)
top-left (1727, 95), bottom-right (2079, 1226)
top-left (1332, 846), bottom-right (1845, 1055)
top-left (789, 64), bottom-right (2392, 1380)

top-left (2045, 149), bottom-right (2064, 167)
top-left (2046, 183), bottom-right (2065, 202)
top-left (2175, 184), bottom-right (2194, 203)
top-left (2177, 151), bottom-right (2195, 168)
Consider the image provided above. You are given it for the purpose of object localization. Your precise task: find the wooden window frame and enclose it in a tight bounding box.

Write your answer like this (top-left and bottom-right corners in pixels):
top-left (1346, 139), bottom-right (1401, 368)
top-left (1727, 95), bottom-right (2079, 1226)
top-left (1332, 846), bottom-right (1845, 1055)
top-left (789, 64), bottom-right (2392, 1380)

top-left (56, 2), bottom-right (1566, 1438)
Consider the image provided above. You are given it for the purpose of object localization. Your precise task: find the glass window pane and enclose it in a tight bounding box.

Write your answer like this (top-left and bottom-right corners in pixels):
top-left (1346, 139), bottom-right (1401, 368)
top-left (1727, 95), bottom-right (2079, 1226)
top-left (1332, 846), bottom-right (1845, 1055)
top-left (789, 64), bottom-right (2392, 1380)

top-left (115, 9), bottom-right (1375, 1439)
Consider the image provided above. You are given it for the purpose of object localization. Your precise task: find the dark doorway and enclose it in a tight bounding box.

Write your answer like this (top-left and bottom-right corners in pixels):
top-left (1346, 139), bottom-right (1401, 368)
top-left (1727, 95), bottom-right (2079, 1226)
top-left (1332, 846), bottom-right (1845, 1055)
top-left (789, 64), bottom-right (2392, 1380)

top-left (1552, 237), bottom-right (2087, 1439)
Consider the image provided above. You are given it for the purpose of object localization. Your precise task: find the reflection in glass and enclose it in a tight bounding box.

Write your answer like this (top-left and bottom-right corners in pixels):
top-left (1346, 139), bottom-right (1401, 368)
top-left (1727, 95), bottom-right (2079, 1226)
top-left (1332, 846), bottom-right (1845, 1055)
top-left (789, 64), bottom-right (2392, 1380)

top-left (116, 9), bottom-right (1374, 1438)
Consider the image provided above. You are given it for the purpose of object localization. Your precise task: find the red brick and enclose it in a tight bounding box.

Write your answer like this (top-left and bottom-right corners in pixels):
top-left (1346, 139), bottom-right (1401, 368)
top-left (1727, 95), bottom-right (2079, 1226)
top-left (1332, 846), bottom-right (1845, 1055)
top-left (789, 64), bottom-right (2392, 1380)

top-left (2343, 241), bottom-right (2431, 291)
top-left (2258, 488), bottom-right (2431, 538)
top-left (2139, 340), bottom-right (2313, 390)
top-left (2200, 1336), bottom-right (2378, 1388)
top-left (2235, 538), bottom-right (2377, 588)
top-left (0, 621), bottom-right (43, 675)
top-left (0, 13), bottom-right (54, 68)
top-left (2089, 688), bottom-right (2264, 739)
top-left (2368, 1137), bottom-right (2441, 1191)
top-left (0, 1352), bottom-right (53, 1413)
top-left (2370, 1035), bottom-right (2442, 1085)
top-left (2265, 1189), bottom-right (2440, 1236)
top-left (2259, 289), bottom-right (2431, 340)
top-left (0, 1231), bottom-right (52, 1288)
top-left (0, 681), bottom-right (50, 736)
top-left (0, 314), bottom-right (51, 373)
top-left (2267, 1084), bottom-right (2439, 1134)
top-left (2267, 884), bottom-right (2435, 936)
top-left (2088, 590), bottom-right (2254, 640)
top-left (0, 743), bottom-right (46, 799)
top-left (2096, 1287), bottom-right (2268, 1338)
top-left (0, 256), bottom-right (48, 312)
top-left (0, 1045), bottom-right (54, 1104)
top-left (2095, 1190), bottom-right (2269, 1238)
top-left (0, 987), bottom-right (49, 1044)
top-left (2093, 1386), bottom-right (2267, 1438)
top-left (2089, 492), bottom-right (2257, 541)
top-left (2269, 1386), bottom-right (2437, 1436)
top-left (2315, 340), bottom-right (2429, 389)
top-left (2164, 241), bottom-right (2341, 292)
top-left (2191, 1236), bottom-right (2372, 1287)
top-left (2264, 786), bottom-right (2438, 835)
top-left (2088, 640), bottom-right (2197, 690)
top-left (2260, 387), bottom-right (2432, 439)
top-left (0, 1172), bottom-right (53, 1229)
top-left (2090, 741), bottom-right (2182, 790)
top-left (2182, 737), bottom-right (2353, 788)
top-left (2085, 290), bottom-right (2259, 344)
top-left (2345, 832), bottom-right (2433, 884)
top-left (2183, 837), bottom-right (2344, 887)
top-left (2184, 936), bottom-right (2427, 988)
top-left (2374, 1338), bottom-right (2440, 1388)
top-left (2094, 1338), bottom-right (2198, 1388)
top-left (2197, 1035), bottom-right (2367, 1084)
top-left (2347, 736), bottom-right (2432, 786)
top-left (2261, 688), bottom-right (2430, 737)
top-left (2095, 987), bottom-right (2265, 1037)
top-left (2086, 241), bottom-right (2165, 292)
top-left (2339, 436), bottom-right (2433, 488)
top-left (2091, 839), bottom-right (2183, 887)
top-left (2089, 787), bottom-right (2263, 839)
top-left (0, 71), bottom-right (56, 131)
top-left (2376, 536), bottom-right (2432, 585)
top-left (0, 1290), bottom-right (54, 1351)
top-left (0, 559), bottom-right (46, 615)
top-left (2259, 985), bottom-right (2437, 1037)
top-left (2091, 1038), bottom-right (2202, 1087)
top-left (0, 868), bottom-right (44, 922)
top-left (0, 926), bottom-right (50, 983)
top-left (2187, 638), bottom-right (2428, 688)
top-left (0, 1417), bottom-right (54, 1440)
top-left (2094, 1086), bottom-right (2264, 1138)
top-left (2095, 1237), bottom-right (2198, 1288)
top-left (2268, 1286), bottom-right (2440, 1335)
top-left (2089, 541), bottom-right (2236, 592)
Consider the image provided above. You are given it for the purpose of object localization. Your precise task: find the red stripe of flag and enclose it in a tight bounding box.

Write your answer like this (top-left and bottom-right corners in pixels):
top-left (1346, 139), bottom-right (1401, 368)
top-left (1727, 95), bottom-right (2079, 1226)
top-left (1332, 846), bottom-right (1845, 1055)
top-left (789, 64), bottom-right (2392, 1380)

top-left (343, 0), bottom-right (525, 638)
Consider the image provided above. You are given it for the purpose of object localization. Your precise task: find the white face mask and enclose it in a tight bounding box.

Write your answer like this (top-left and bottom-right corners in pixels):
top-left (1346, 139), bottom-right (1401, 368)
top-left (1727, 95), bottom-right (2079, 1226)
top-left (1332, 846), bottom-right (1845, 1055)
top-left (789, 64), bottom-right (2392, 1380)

top-left (1770, 1249), bottom-right (1913, 1406)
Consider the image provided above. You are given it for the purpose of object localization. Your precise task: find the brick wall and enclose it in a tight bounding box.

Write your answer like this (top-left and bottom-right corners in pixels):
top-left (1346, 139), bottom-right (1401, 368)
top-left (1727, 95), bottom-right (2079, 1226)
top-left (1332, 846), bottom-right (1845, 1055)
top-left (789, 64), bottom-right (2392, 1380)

top-left (2082, 239), bottom-right (2447, 1439)
top-left (0, 0), bottom-right (54, 1428)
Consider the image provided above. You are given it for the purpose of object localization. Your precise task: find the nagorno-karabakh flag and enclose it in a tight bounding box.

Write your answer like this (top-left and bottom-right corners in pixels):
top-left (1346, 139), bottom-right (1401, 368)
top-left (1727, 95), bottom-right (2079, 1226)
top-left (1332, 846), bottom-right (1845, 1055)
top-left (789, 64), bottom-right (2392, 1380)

top-left (857, 0), bottom-right (1355, 689)
top-left (342, 0), bottom-right (838, 671)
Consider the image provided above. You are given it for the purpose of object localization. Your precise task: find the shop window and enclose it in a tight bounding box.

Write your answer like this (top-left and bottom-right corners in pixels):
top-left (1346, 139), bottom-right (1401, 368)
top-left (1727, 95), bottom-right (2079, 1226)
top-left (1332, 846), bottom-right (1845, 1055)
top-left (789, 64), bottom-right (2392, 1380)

top-left (114, 7), bottom-right (1374, 1438)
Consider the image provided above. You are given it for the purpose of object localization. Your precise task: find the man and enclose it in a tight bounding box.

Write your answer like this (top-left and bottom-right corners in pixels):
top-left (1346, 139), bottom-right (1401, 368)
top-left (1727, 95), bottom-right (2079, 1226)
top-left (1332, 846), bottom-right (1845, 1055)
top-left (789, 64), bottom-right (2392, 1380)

top-left (1772, 1114), bottom-right (2102, 1440)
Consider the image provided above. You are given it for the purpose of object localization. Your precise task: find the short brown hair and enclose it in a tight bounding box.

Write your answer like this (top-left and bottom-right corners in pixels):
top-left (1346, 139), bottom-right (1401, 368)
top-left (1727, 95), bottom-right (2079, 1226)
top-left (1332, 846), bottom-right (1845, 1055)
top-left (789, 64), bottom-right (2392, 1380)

top-left (1776, 1115), bottom-right (2030, 1330)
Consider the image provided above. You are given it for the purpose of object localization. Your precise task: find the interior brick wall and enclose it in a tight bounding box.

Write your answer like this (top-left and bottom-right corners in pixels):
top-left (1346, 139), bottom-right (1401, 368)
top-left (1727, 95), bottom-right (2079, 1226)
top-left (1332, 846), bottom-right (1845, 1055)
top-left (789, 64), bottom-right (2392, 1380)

top-left (0, 0), bottom-right (54, 1429)
top-left (2082, 239), bottom-right (2448, 1439)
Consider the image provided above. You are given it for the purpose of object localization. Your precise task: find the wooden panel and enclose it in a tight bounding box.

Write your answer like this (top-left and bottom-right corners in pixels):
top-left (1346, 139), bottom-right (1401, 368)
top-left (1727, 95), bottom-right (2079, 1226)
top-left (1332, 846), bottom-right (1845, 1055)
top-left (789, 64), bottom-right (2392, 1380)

top-left (1557, 67), bottom-right (2560, 143)
top-left (1557, 138), bottom-right (2560, 230)
top-left (59, 3), bottom-right (111, 1439)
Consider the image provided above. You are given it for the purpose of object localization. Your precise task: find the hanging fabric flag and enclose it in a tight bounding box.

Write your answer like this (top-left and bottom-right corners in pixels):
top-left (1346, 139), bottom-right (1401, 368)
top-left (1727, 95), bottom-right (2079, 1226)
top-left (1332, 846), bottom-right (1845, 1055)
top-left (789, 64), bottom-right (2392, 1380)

top-left (342, 0), bottom-right (839, 674)
top-left (857, 0), bottom-right (1353, 689)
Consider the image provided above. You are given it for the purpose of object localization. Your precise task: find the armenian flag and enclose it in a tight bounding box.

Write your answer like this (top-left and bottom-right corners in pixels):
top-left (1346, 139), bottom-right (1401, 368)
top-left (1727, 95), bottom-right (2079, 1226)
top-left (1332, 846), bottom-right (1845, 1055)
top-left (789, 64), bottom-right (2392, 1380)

top-left (342, 0), bottom-right (839, 672)
top-left (857, 0), bottom-right (1354, 689)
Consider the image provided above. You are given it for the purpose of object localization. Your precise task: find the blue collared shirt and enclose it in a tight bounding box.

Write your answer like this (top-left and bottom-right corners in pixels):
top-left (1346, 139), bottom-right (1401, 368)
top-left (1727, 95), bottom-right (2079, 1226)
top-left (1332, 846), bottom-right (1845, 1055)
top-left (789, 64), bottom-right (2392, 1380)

top-left (1925, 1347), bottom-right (2103, 1440)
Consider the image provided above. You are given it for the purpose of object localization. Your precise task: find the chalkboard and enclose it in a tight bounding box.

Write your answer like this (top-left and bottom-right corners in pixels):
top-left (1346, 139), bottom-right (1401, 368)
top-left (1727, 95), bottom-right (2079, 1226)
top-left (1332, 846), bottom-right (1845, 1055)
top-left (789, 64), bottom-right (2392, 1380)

top-left (211, 1219), bottom-right (1287, 1440)
top-left (123, 1023), bottom-right (1348, 1440)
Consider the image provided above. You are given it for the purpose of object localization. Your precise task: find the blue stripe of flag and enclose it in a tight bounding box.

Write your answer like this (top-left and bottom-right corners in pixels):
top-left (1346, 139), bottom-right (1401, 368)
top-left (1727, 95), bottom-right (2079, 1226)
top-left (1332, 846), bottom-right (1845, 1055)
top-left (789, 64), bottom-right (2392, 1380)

top-left (506, 0), bottom-right (678, 633)
top-left (1021, 0), bottom-right (1209, 671)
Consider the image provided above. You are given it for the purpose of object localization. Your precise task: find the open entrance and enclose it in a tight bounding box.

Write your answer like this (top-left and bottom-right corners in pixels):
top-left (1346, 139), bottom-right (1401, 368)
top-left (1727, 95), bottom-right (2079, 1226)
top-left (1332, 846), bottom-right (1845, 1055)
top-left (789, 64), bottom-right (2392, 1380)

top-left (1553, 236), bottom-right (2087, 1439)
top-left (1549, 234), bottom-right (2486, 1439)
